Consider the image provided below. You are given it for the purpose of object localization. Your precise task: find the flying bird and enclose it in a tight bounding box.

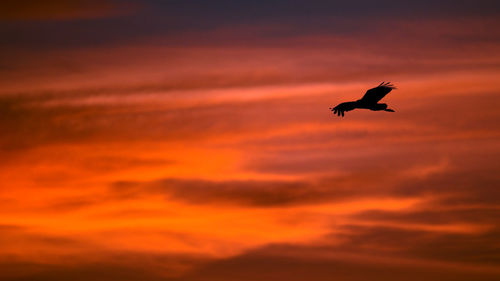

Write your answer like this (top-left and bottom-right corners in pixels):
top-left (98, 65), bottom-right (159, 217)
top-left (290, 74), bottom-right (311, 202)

top-left (330, 82), bottom-right (397, 117)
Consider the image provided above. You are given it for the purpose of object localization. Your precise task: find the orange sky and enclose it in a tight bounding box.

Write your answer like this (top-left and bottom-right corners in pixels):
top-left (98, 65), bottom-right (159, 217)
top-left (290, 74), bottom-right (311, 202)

top-left (1, 1), bottom-right (500, 280)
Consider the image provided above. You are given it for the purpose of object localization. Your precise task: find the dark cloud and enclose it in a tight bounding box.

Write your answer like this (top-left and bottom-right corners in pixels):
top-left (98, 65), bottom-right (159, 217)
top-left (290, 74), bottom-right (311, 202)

top-left (108, 167), bottom-right (429, 206)
top-left (329, 224), bottom-right (500, 265)
top-left (1, 0), bottom-right (499, 50)
top-left (1, 263), bottom-right (168, 281)
top-left (1, 253), bottom-right (209, 281)
top-left (106, 160), bottom-right (496, 207)
top-left (3, 225), bottom-right (499, 281)
top-left (0, 225), bottom-right (210, 281)
top-left (353, 208), bottom-right (500, 226)
top-left (0, 0), bottom-right (138, 21)
top-left (167, 221), bottom-right (500, 281)
top-left (0, 95), bottom-right (110, 150)
top-left (178, 236), bottom-right (500, 281)
top-left (111, 178), bottom-right (324, 206)
top-left (2, 223), bottom-right (499, 281)
top-left (150, 0), bottom-right (500, 20)
top-left (41, 198), bottom-right (101, 212)
top-left (0, 224), bottom-right (84, 247)
top-left (392, 164), bottom-right (500, 207)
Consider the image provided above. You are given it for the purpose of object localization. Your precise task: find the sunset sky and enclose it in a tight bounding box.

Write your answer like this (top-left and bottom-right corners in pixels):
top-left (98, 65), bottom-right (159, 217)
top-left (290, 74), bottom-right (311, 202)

top-left (1, 1), bottom-right (500, 280)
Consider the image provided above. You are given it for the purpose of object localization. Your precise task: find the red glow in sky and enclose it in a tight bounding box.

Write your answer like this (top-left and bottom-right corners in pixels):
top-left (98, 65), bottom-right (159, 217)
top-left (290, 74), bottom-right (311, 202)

top-left (1, 1), bottom-right (500, 280)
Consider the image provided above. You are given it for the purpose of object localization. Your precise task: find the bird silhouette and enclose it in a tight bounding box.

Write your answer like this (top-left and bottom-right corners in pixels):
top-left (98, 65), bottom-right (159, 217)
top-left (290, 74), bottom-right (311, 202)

top-left (330, 82), bottom-right (397, 117)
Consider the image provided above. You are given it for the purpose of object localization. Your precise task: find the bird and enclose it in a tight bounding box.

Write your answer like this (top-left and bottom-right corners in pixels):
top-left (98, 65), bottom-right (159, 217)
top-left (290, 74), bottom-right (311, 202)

top-left (330, 82), bottom-right (397, 117)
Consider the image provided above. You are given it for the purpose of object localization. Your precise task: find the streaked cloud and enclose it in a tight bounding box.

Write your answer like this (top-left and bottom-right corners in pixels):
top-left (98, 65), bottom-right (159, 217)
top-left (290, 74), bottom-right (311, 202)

top-left (1, 1), bottom-right (499, 280)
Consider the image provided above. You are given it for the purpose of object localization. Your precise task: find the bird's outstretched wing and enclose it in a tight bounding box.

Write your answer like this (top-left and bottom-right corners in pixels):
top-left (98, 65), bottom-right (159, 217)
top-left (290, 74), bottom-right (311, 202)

top-left (330, 101), bottom-right (357, 117)
top-left (359, 82), bottom-right (396, 104)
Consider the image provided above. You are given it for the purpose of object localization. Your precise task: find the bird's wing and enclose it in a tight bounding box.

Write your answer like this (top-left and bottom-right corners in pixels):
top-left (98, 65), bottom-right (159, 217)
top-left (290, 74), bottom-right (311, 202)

top-left (359, 82), bottom-right (396, 104)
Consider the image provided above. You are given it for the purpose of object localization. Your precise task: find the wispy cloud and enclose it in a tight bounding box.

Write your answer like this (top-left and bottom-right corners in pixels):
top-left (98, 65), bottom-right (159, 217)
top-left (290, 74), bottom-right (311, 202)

top-left (1, 1), bottom-right (500, 280)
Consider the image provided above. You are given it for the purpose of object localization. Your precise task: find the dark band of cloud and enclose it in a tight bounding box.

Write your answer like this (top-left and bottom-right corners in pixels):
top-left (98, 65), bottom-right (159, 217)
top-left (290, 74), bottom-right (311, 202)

top-left (0, 0), bottom-right (139, 21)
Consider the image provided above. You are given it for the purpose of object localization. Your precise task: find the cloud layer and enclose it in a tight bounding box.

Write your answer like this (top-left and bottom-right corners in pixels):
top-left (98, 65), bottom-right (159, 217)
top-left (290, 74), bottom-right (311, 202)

top-left (1, 1), bottom-right (499, 280)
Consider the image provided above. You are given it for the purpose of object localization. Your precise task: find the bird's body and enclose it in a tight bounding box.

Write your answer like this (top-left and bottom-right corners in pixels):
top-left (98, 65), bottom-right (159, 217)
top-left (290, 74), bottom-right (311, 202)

top-left (330, 82), bottom-right (396, 117)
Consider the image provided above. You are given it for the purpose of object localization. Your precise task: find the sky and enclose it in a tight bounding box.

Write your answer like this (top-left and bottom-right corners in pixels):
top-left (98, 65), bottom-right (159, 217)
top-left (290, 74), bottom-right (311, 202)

top-left (1, 1), bottom-right (500, 280)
